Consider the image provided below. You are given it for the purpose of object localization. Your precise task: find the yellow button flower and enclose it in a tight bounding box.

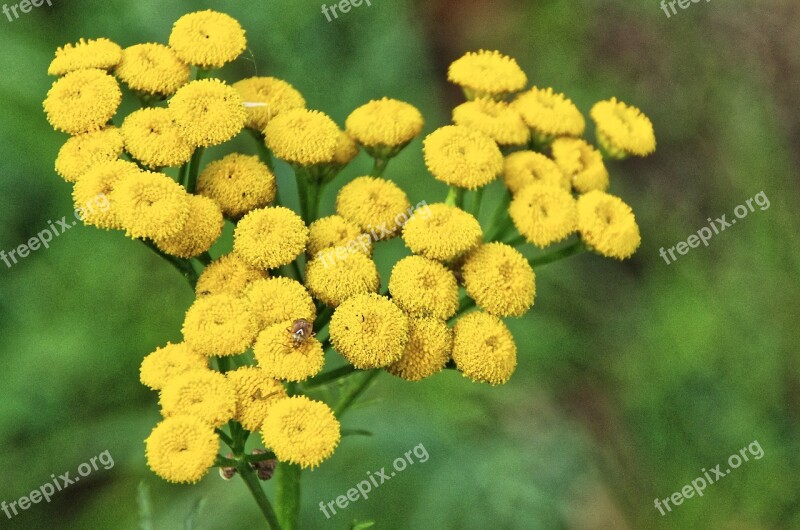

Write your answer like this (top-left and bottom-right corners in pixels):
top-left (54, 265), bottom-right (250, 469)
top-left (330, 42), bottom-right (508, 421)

top-left (139, 342), bottom-right (209, 391)
top-left (452, 98), bottom-right (530, 146)
top-left (160, 370), bottom-right (237, 427)
top-left (509, 184), bottom-right (578, 247)
top-left (305, 251), bottom-right (380, 307)
top-left (336, 176), bottom-right (411, 239)
top-left (261, 396), bottom-right (341, 469)
top-left (448, 50), bottom-right (527, 99)
top-left (253, 320), bottom-right (325, 382)
top-left (145, 416), bottom-right (219, 484)
top-left (452, 311), bottom-right (517, 385)
top-left (233, 76), bottom-right (306, 130)
top-left (307, 215), bottom-right (371, 258)
top-left (169, 10), bottom-right (246, 68)
top-left (388, 256), bottom-right (459, 319)
top-left (226, 366), bottom-right (287, 432)
top-left (55, 127), bottom-right (124, 183)
top-left (423, 125), bottom-right (503, 189)
top-left (48, 37), bottom-right (122, 76)
top-left (181, 293), bottom-right (259, 356)
top-left (401, 203), bottom-right (482, 262)
top-left (115, 43), bottom-right (190, 96)
top-left (121, 108), bottom-right (194, 168)
top-left (233, 206), bottom-right (308, 270)
top-left (333, 130), bottom-right (360, 166)
top-left (462, 243), bottom-right (535, 317)
top-left (387, 317), bottom-right (453, 382)
top-left (551, 138), bottom-right (609, 193)
top-left (44, 69), bottom-right (122, 134)
top-left (115, 171), bottom-right (191, 240)
top-left (345, 97), bottom-right (423, 156)
top-left (503, 150), bottom-right (570, 194)
top-left (196, 153), bottom-right (276, 219)
top-left (512, 86), bottom-right (585, 141)
top-left (244, 277), bottom-right (316, 330)
top-left (153, 194), bottom-right (224, 259)
top-left (196, 253), bottom-right (268, 298)
top-left (71, 159), bottom-right (143, 230)
top-left (169, 79), bottom-right (246, 147)
top-left (577, 190), bottom-right (641, 260)
top-left (264, 108), bottom-right (340, 166)
top-left (591, 98), bottom-right (656, 158)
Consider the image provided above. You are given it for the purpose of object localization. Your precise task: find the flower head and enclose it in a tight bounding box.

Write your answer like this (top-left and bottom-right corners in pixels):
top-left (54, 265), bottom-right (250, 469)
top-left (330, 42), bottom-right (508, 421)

top-left (153, 194), bottom-right (224, 258)
top-left (226, 366), bottom-right (287, 431)
top-left (509, 184), bottom-right (578, 247)
top-left (169, 79), bottom-right (246, 147)
top-left (590, 98), bottom-right (656, 158)
top-left (121, 108), bottom-right (194, 168)
top-left (448, 50), bottom-right (527, 99)
top-left (115, 171), bottom-right (191, 240)
top-left (244, 277), bottom-right (316, 330)
top-left (145, 416), bottom-right (218, 484)
top-left (181, 293), bottom-right (259, 356)
top-left (44, 69), bottom-right (121, 134)
top-left (305, 251), bottom-right (380, 307)
top-left (333, 131), bottom-right (359, 166)
top-left (160, 370), bottom-right (236, 427)
top-left (503, 150), bottom-right (569, 195)
top-left (551, 138), bottom-right (609, 193)
top-left (336, 176), bottom-right (411, 239)
top-left (329, 293), bottom-right (409, 368)
top-left (253, 320), bottom-right (325, 382)
top-left (195, 253), bottom-right (268, 297)
top-left (169, 10), bottom-right (246, 68)
top-left (233, 206), bottom-right (308, 270)
top-left (387, 317), bottom-right (453, 381)
top-left (452, 98), bottom-right (530, 146)
top-left (55, 127), bottom-right (124, 182)
top-left (233, 76), bottom-right (306, 130)
top-left (452, 311), bottom-right (516, 385)
top-left (71, 159), bottom-right (142, 230)
top-left (140, 342), bottom-right (209, 391)
top-left (401, 203), bottom-right (482, 262)
top-left (577, 190), bottom-right (641, 259)
top-left (345, 97), bottom-right (423, 157)
top-left (388, 256), bottom-right (459, 319)
top-left (512, 87), bottom-right (585, 141)
top-left (264, 108), bottom-right (340, 166)
top-left (462, 243), bottom-right (535, 317)
top-left (307, 215), bottom-right (371, 257)
top-left (197, 153), bottom-right (276, 218)
top-left (48, 38), bottom-right (122, 76)
top-left (261, 396), bottom-right (340, 469)
top-left (115, 43), bottom-right (190, 96)
top-left (423, 125), bottom-right (503, 189)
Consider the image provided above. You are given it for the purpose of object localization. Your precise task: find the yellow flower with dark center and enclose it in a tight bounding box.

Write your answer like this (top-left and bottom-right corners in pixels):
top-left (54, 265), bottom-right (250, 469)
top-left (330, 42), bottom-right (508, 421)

top-left (387, 317), bottom-right (453, 381)
top-left (43, 69), bottom-right (122, 134)
top-left (503, 150), bottom-right (569, 194)
top-left (452, 98), bottom-right (530, 146)
top-left (577, 190), bottom-right (641, 259)
top-left (233, 206), bottom-right (308, 270)
top-left (181, 293), bottom-right (259, 356)
top-left (551, 138), bottom-right (609, 193)
top-left (160, 370), bottom-right (236, 427)
top-left (263, 108), bottom-right (340, 166)
top-left (308, 215), bottom-right (371, 258)
top-left (139, 342), bottom-right (209, 391)
top-left (388, 256), bottom-right (459, 319)
top-left (196, 153), bottom-right (276, 219)
top-left (452, 311), bottom-right (517, 385)
top-left (48, 37), bottom-right (122, 76)
top-left (447, 50), bottom-right (527, 99)
top-left (233, 76), bottom-right (306, 130)
top-left (329, 293), bottom-right (409, 368)
top-left (336, 176), bottom-right (411, 239)
top-left (512, 86), bottom-right (585, 141)
top-left (261, 396), bottom-right (340, 469)
top-left (423, 125), bottom-right (503, 189)
top-left (168, 79), bottom-right (246, 147)
top-left (115, 43), bottom-right (190, 96)
top-left (401, 203), bottom-right (482, 262)
top-left (244, 277), bottom-right (316, 330)
top-left (121, 108), bottom-right (194, 168)
top-left (509, 184), bottom-right (578, 247)
top-left (55, 127), bottom-right (124, 183)
top-left (169, 10), bottom-right (246, 68)
top-left (226, 366), bottom-right (287, 432)
top-left (305, 251), bottom-right (380, 307)
top-left (115, 171), bottom-right (191, 240)
top-left (345, 97), bottom-right (423, 157)
top-left (591, 98), bottom-right (656, 158)
top-left (145, 416), bottom-right (219, 484)
top-left (462, 243), bottom-right (535, 317)
top-left (71, 159), bottom-right (142, 230)
top-left (153, 194), bottom-right (224, 259)
top-left (253, 320), bottom-right (325, 382)
top-left (195, 253), bottom-right (268, 297)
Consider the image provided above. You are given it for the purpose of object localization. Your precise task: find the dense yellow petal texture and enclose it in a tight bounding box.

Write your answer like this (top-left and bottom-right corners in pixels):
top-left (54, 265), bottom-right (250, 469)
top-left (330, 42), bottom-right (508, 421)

top-left (197, 153), bottom-right (276, 218)
top-left (448, 50), bottom-right (527, 99)
top-left (195, 253), bottom-right (268, 297)
top-left (261, 396), bottom-right (341, 469)
top-left (233, 206), bottom-right (309, 270)
top-left (423, 125), bottom-right (503, 189)
top-left (307, 215), bottom-right (371, 258)
top-left (462, 243), bottom-right (535, 317)
top-left (71, 159), bottom-right (142, 230)
top-left (509, 184), bottom-right (578, 247)
top-left (48, 37), bottom-right (122, 76)
top-left (577, 190), bottom-right (641, 259)
top-left (452, 98), bottom-right (530, 146)
top-left (160, 370), bottom-right (237, 427)
top-left (305, 251), bottom-right (380, 307)
top-left (452, 311), bottom-right (517, 385)
top-left (115, 171), bottom-right (191, 240)
top-left (153, 194), bottom-right (224, 259)
top-left (140, 342), bottom-right (209, 391)
top-left (402, 203), bottom-right (482, 262)
top-left (264, 108), bottom-right (341, 166)
top-left (226, 366), bottom-right (287, 431)
top-left (245, 277), bottom-right (316, 330)
top-left (253, 320), bottom-right (325, 381)
top-left (551, 138), bottom-right (609, 193)
top-left (121, 108), bottom-right (194, 168)
top-left (388, 256), bottom-right (459, 319)
top-left (336, 176), bottom-right (411, 239)
top-left (181, 293), bottom-right (259, 356)
top-left (503, 151), bottom-right (569, 194)
top-left (145, 416), bottom-right (219, 484)
top-left (233, 76), bottom-right (306, 130)
top-left (345, 97), bottom-right (424, 150)
top-left (512, 86), bottom-right (585, 140)
top-left (169, 10), bottom-right (246, 68)
top-left (44, 69), bottom-right (122, 134)
top-left (55, 127), bottom-right (124, 183)
top-left (169, 79), bottom-right (246, 147)
top-left (115, 43), bottom-right (190, 96)
top-left (591, 98), bottom-right (656, 158)
top-left (387, 317), bottom-right (453, 381)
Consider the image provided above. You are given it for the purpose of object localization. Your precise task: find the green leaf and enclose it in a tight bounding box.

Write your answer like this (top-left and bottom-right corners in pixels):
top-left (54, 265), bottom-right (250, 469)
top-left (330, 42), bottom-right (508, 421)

top-left (137, 482), bottom-right (154, 530)
top-left (184, 495), bottom-right (207, 530)
top-left (350, 521), bottom-right (376, 530)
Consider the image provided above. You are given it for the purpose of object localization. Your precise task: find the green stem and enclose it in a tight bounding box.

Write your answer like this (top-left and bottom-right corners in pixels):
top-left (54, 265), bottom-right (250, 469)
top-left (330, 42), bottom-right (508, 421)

top-left (196, 252), bottom-right (212, 266)
top-left (370, 157), bottom-right (389, 177)
top-left (469, 187), bottom-right (485, 220)
top-left (315, 305), bottom-right (334, 332)
top-left (529, 240), bottom-right (587, 268)
top-left (504, 233), bottom-right (526, 247)
top-left (336, 369), bottom-right (380, 416)
top-left (215, 356), bottom-right (233, 374)
top-left (444, 186), bottom-right (465, 208)
top-left (248, 129), bottom-right (275, 170)
top-left (304, 365), bottom-right (357, 389)
top-left (275, 462), bottom-right (301, 530)
top-left (186, 147), bottom-right (205, 193)
top-left (291, 260), bottom-right (303, 283)
top-left (246, 450), bottom-right (277, 463)
top-left (238, 464), bottom-right (283, 530)
top-left (178, 162), bottom-right (188, 186)
top-left (140, 240), bottom-right (199, 288)
top-left (296, 172), bottom-right (310, 223)
top-left (214, 428), bottom-right (234, 448)
top-left (486, 188), bottom-right (513, 241)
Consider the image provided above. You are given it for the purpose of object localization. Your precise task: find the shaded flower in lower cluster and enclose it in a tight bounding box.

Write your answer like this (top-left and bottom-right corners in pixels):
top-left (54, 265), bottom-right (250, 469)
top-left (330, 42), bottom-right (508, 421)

top-left (401, 203), bottom-right (482, 261)
top-left (336, 176), bottom-right (411, 238)
top-left (253, 320), bottom-right (325, 382)
top-left (145, 415), bottom-right (219, 484)
top-left (261, 396), bottom-right (341, 469)
top-left (502, 150), bottom-right (569, 194)
top-left (195, 253), bottom-right (268, 298)
top-left (226, 367), bottom-right (287, 432)
top-left (139, 342), bottom-right (208, 391)
top-left (233, 206), bottom-right (308, 269)
top-left (387, 317), bottom-right (453, 381)
top-left (196, 153), bottom-right (276, 219)
top-left (509, 183), bottom-right (578, 247)
top-left (577, 190), bottom-right (641, 259)
top-left (181, 293), bottom-right (258, 356)
top-left (461, 243), bottom-right (535, 318)
top-left (159, 370), bottom-right (236, 427)
top-left (452, 312), bottom-right (517, 385)
top-left (423, 125), bottom-right (503, 190)
top-left (55, 127), bottom-right (124, 183)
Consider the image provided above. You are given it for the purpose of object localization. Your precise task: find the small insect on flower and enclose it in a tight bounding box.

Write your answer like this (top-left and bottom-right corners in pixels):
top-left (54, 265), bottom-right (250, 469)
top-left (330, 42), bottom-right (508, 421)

top-left (287, 318), bottom-right (315, 348)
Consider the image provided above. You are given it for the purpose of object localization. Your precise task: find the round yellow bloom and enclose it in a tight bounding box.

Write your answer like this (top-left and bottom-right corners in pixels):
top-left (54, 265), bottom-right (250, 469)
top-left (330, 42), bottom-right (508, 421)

top-left (503, 151), bottom-right (570, 194)
top-left (330, 293), bottom-right (409, 368)
top-left (264, 108), bottom-right (340, 166)
top-left (245, 277), bottom-right (316, 330)
top-left (233, 206), bottom-right (308, 270)
top-left (577, 190), bottom-right (641, 259)
top-left (55, 127), bottom-right (124, 183)
top-left (452, 311), bottom-right (517, 385)
top-left (345, 97), bottom-right (424, 154)
top-left (226, 366), bottom-right (287, 432)
top-left (423, 125), bottom-right (503, 189)
top-left (169, 10), bottom-right (246, 68)
top-left (169, 79), bottom-right (246, 147)
top-left (551, 138), bottom-right (609, 193)
top-left (140, 342), bottom-right (208, 391)
top-left (333, 131), bottom-right (359, 166)
top-left (121, 108), bottom-right (194, 168)
top-left (253, 320), bottom-right (325, 382)
top-left (181, 293), bottom-right (259, 356)
top-left (115, 171), bottom-right (190, 240)
top-left (71, 159), bottom-right (142, 230)
top-left (160, 370), bottom-right (236, 427)
top-left (48, 38), bottom-right (122, 76)
top-left (196, 153), bottom-right (276, 218)
top-left (145, 416), bottom-right (219, 484)
top-left (195, 252), bottom-right (268, 297)
top-left (512, 86), bottom-right (585, 140)
top-left (591, 98), bottom-right (656, 158)
top-left (233, 77), bottom-right (306, 130)
top-left (154, 194), bottom-right (224, 258)
top-left (401, 203), bottom-right (482, 262)
top-left (336, 176), bottom-right (411, 239)
top-left (387, 317), bottom-right (453, 382)
top-left (305, 251), bottom-right (380, 307)
top-left (388, 256), bottom-right (459, 319)
top-left (261, 396), bottom-right (341, 469)
top-left (452, 98), bottom-right (530, 146)
top-left (43, 69), bottom-right (121, 134)
top-left (447, 50), bottom-right (527, 99)
top-left (308, 215), bottom-right (371, 258)
top-left (462, 243), bottom-right (535, 317)
top-left (115, 43), bottom-right (190, 96)
top-left (509, 184), bottom-right (578, 247)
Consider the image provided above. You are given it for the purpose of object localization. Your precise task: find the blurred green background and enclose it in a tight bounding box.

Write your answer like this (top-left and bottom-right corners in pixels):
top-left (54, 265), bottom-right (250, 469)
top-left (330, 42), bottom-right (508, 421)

top-left (1, 0), bottom-right (798, 528)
